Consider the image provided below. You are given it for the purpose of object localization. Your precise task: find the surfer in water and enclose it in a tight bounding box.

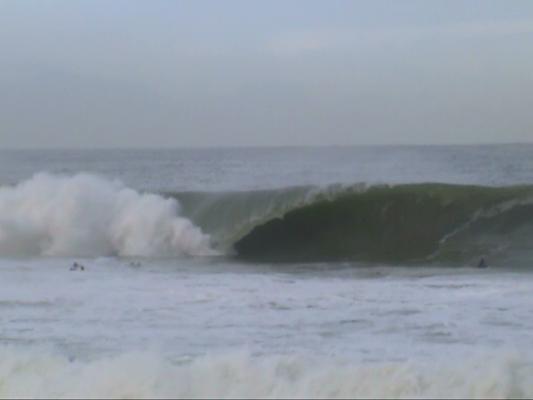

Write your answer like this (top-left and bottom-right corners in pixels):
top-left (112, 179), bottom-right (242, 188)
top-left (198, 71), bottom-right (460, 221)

top-left (477, 257), bottom-right (488, 268)
top-left (70, 262), bottom-right (85, 271)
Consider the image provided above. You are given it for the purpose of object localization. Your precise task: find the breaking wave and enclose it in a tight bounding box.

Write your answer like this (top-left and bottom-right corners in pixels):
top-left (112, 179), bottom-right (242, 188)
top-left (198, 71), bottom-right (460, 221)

top-left (232, 184), bottom-right (533, 264)
top-left (0, 348), bottom-right (532, 398)
top-left (172, 184), bottom-right (533, 265)
top-left (2, 174), bottom-right (533, 265)
top-left (0, 173), bottom-right (213, 257)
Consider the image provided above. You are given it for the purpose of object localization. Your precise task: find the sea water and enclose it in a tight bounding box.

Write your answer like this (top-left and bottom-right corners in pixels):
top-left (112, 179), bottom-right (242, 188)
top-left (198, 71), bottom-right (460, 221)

top-left (0, 145), bottom-right (533, 398)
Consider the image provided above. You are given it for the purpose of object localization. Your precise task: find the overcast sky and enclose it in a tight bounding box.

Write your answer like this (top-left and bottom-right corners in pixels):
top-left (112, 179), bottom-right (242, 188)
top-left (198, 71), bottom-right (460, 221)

top-left (1, 0), bottom-right (532, 148)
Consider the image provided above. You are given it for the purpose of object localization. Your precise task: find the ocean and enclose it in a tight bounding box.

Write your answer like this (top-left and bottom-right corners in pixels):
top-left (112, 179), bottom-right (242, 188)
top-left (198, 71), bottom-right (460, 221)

top-left (0, 145), bottom-right (533, 398)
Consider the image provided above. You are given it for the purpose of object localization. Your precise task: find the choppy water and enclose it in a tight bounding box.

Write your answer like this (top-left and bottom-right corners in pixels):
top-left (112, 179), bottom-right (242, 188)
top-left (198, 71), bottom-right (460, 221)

top-left (1, 145), bottom-right (533, 398)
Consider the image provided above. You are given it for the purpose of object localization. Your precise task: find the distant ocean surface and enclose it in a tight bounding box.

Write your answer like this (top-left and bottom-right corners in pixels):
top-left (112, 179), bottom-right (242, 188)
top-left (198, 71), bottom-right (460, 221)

top-left (1, 145), bottom-right (533, 398)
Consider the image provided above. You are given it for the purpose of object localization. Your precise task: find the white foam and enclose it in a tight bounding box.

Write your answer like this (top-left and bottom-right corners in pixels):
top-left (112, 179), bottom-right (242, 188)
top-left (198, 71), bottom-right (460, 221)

top-left (0, 348), bottom-right (532, 399)
top-left (0, 173), bottom-right (213, 257)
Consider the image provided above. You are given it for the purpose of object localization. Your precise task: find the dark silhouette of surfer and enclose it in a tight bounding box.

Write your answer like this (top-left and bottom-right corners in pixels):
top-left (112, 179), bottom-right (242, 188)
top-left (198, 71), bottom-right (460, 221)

top-left (477, 257), bottom-right (488, 268)
top-left (70, 262), bottom-right (85, 271)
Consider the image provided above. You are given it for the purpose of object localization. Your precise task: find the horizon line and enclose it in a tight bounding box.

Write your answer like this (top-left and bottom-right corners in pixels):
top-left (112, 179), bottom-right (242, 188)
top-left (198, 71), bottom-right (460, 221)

top-left (1, 141), bottom-right (533, 151)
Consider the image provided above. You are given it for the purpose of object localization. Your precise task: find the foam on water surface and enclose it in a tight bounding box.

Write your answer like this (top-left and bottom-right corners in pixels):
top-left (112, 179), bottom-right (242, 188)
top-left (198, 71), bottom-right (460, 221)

top-left (1, 348), bottom-right (532, 399)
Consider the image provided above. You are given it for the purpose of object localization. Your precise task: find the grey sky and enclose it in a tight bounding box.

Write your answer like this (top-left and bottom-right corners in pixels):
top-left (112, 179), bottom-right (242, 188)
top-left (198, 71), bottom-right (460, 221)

top-left (1, 0), bottom-right (532, 148)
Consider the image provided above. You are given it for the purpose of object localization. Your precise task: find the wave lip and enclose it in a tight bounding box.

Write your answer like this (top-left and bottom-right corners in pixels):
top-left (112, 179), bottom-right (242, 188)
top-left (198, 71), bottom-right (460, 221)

top-left (233, 183), bottom-right (533, 264)
top-left (0, 173), bottom-right (214, 257)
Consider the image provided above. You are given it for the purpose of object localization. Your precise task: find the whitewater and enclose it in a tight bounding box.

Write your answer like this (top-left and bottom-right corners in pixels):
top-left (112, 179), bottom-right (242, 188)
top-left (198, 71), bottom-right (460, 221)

top-left (0, 173), bottom-right (212, 257)
top-left (1, 145), bottom-right (533, 399)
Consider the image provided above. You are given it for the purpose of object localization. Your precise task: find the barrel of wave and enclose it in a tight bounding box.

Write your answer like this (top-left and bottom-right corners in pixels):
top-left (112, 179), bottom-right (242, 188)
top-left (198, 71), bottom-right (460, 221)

top-left (234, 183), bottom-right (533, 265)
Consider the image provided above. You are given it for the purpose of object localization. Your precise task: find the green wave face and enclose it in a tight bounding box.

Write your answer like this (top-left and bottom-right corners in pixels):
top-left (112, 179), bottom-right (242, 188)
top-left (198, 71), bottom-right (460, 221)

top-left (167, 186), bottom-right (319, 250)
top-left (233, 184), bottom-right (533, 265)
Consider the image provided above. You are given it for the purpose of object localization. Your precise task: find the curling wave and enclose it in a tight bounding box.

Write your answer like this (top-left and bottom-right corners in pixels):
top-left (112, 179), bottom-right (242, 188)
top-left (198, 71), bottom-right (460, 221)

top-left (0, 173), bottom-right (213, 257)
top-left (3, 174), bottom-right (533, 265)
top-left (170, 184), bottom-right (533, 265)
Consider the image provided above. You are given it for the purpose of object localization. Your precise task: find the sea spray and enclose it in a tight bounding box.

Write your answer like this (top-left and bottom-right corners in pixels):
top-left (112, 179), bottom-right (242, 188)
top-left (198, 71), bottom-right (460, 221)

top-left (0, 173), bottom-right (213, 257)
